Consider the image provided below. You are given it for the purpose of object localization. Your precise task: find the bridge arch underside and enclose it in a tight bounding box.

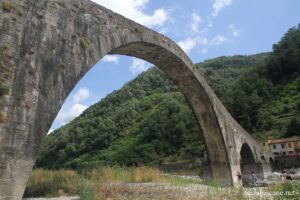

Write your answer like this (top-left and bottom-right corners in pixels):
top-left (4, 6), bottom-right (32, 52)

top-left (0, 0), bottom-right (252, 198)
top-left (2, 35), bottom-right (233, 199)
top-left (269, 157), bottom-right (276, 172)
top-left (240, 143), bottom-right (263, 185)
top-left (110, 42), bottom-right (233, 185)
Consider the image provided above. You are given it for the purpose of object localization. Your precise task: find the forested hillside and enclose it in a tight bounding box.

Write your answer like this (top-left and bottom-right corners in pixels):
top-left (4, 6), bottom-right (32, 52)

top-left (36, 24), bottom-right (300, 169)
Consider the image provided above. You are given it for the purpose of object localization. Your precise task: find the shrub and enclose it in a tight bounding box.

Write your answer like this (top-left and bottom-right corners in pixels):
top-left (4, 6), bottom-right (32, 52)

top-left (0, 113), bottom-right (6, 123)
top-left (1, 2), bottom-right (16, 12)
top-left (79, 181), bottom-right (96, 200)
top-left (88, 165), bottom-right (164, 183)
top-left (24, 169), bottom-right (80, 197)
top-left (279, 181), bottom-right (300, 200)
top-left (79, 38), bottom-right (88, 49)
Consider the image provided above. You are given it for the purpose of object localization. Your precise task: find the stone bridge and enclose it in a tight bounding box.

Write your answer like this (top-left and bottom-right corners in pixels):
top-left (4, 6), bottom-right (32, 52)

top-left (0, 0), bottom-right (272, 199)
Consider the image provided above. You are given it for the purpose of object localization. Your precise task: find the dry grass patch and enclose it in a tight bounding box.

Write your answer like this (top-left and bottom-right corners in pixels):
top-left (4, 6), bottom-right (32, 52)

top-left (1, 2), bottom-right (17, 12)
top-left (95, 183), bottom-right (247, 200)
top-left (0, 113), bottom-right (6, 123)
top-left (89, 166), bottom-right (164, 183)
top-left (24, 169), bottom-right (80, 198)
top-left (26, 168), bottom-right (299, 199)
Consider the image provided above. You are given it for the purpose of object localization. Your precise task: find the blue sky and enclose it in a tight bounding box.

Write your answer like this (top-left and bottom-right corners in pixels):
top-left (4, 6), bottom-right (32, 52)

top-left (49, 0), bottom-right (300, 132)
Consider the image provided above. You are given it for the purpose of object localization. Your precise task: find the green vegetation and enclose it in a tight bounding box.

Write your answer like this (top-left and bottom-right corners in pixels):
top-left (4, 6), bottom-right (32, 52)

top-left (0, 81), bottom-right (7, 96)
top-left (198, 24), bottom-right (300, 139)
top-left (24, 169), bottom-right (81, 197)
top-left (56, 1), bottom-right (66, 8)
top-left (0, 61), bottom-right (9, 96)
top-left (80, 38), bottom-right (88, 49)
top-left (36, 23), bottom-right (300, 169)
top-left (79, 181), bottom-right (96, 200)
top-left (279, 181), bottom-right (300, 200)
top-left (36, 69), bottom-right (204, 169)
top-left (1, 2), bottom-right (16, 12)
top-left (25, 168), bottom-right (300, 200)
top-left (266, 24), bottom-right (300, 84)
top-left (24, 166), bottom-right (164, 198)
top-left (267, 181), bottom-right (300, 200)
top-left (36, 12), bottom-right (44, 19)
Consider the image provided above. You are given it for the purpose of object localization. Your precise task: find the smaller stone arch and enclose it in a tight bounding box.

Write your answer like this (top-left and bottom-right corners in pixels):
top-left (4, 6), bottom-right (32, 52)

top-left (240, 143), bottom-right (263, 185)
top-left (269, 157), bottom-right (276, 172)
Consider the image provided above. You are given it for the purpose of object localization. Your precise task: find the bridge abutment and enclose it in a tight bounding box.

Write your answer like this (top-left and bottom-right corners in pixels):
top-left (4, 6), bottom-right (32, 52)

top-left (0, 158), bottom-right (34, 200)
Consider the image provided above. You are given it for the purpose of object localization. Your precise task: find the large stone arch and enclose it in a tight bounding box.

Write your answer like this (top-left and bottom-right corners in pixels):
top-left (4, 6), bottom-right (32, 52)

top-left (0, 0), bottom-right (271, 199)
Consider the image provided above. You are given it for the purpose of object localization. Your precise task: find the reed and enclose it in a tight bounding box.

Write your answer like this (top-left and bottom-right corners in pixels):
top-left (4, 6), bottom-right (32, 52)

top-left (89, 165), bottom-right (164, 183)
top-left (24, 169), bottom-right (80, 197)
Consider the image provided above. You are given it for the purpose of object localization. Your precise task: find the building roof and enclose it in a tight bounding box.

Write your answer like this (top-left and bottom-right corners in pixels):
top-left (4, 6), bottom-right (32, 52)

top-left (268, 137), bottom-right (300, 145)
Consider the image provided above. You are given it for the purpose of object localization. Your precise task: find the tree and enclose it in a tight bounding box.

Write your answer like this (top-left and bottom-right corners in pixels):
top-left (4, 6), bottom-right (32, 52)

top-left (285, 117), bottom-right (300, 137)
top-left (266, 24), bottom-right (300, 84)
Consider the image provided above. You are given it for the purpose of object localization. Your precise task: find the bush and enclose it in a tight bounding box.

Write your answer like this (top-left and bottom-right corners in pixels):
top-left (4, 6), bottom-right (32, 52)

top-left (79, 182), bottom-right (96, 200)
top-left (24, 169), bottom-right (80, 197)
top-left (279, 181), bottom-right (300, 200)
top-left (1, 2), bottom-right (16, 12)
top-left (285, 117), bottom-right (300, 137)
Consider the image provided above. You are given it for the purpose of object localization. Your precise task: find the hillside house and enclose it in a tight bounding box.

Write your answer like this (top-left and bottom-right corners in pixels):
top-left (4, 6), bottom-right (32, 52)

top-left (266, 137), bottom-right (300, 156)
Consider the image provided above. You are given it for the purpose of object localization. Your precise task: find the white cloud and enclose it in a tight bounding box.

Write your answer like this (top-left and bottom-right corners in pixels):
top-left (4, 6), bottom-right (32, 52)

top-left (56, 103), bottom-right (88, 125)
top-left (178, 34), bottom-right (228, 54)
top-left (73, 87), bottom-right (90, 103)
top-left (212, 0), bottom-right (232, 17)
top-left (47, 129), bottom-right (54, 134)
top-left (158, 27), bottom-right (169, 34)
top-left (207, 18), bottom-right (213, 28)
top-left (178, 38), bottom-right (198, 53)
top-left (178, 37), bottom-right (208, 53)
top-left (55, 87), bottom-right (90, 126)
top-left (201, 48), bottom-right (208, 54)
top-left (102, 55), bottom-right (119, 63)
top-left (91, 0), bottom-right (168, 28)
top-left (130, 58), bottom-right (151, 74)
top-left (142, 8), bottom-right (168, 27)
top-left (210, 35), bottom-right (228, 46)
top-left (228, 24), bottom-right (240, 37)
top-left (191, 13), bottom-right (202, 33)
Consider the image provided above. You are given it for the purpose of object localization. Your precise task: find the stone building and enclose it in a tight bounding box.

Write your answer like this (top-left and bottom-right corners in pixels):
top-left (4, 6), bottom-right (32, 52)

top-left (266, 137), bottom-right (300, 156)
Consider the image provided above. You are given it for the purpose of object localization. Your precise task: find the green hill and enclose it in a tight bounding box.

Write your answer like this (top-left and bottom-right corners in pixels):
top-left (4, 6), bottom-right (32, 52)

top-left (36, 24), bottom-right (300, 169)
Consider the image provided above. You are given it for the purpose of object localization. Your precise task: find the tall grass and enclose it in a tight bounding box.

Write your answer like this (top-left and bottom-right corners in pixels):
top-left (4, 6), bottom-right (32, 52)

top-left (24, 169), bottom-right (80, 197)
top-left (24, 166), bottom-right (164, 198)
top-left (89, 165), bottom-right (164, 183)
top-left (79, 180), bottom-right (96, 200)
top-left (267, 181), bottom-right (300, 200)
top-left (25, 167), bottom-right (300, 200)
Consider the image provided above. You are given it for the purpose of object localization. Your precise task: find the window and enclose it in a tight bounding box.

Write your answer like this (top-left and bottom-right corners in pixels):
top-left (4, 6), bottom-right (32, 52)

top-left (273, 145), bottom-right (276, 149)
top-left (283, 152), bottom-right (286, 155)
top-left (281, 144), bottom-right (285, 148)
top-left (263, 143), bottom-right (265, 146)
top-left (288, 143), bottom-right (292, 148)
